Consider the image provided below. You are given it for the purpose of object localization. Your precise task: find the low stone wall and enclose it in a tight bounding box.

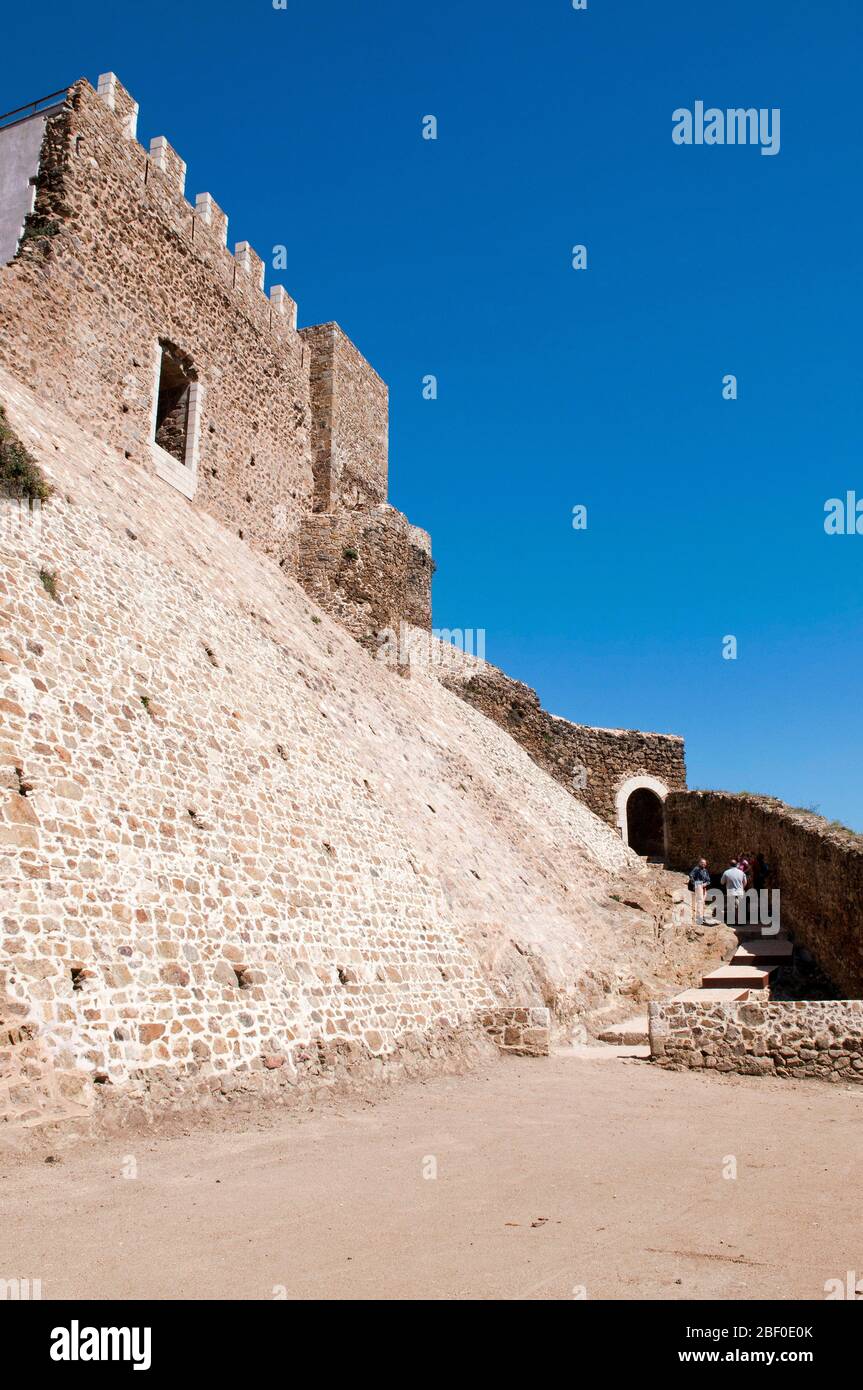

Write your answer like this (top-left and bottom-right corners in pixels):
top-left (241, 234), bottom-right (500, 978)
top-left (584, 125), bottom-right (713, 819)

top-left (665, 791), bottom-right (863, 997)
top-left (446, 667), bottom-right (686, 829)
top-left (0, 1005), bottom-right (499, 1144)
top-left (297, 504), bottom-right (432, 648)
top-left (649, 998), bottom-right (863, 1082)
top-left (481, 1007), bottom-right (551, 1057)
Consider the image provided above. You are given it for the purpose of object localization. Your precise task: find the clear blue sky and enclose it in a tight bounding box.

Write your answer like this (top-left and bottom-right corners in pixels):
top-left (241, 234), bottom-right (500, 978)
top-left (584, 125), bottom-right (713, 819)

top-left (5, 0), bottom-right (862, 828)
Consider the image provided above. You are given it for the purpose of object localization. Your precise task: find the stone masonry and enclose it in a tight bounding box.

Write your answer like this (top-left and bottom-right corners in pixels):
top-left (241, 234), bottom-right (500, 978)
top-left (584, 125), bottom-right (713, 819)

top-left (649, 998), bottom-right (863, 1083)
top-left (0, 365), bottom-right (701, 1129)
top-left (0, 73), bottom-right (708, 1131)
top-left (440, 662), bottom-right (686, 833)
top-left (298, 508), bottom-right (433, 650)
top-left (301, 323), bottom-right (388, 513)
top-left (0, 71), bottom-right (685, 824)
top-left (480, 1007), bottom-right (551, 1057)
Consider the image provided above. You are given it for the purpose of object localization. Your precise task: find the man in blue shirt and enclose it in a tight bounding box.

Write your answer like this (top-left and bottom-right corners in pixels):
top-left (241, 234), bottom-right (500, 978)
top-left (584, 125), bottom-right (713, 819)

top-left (688, 858), bottom-right (711, 925)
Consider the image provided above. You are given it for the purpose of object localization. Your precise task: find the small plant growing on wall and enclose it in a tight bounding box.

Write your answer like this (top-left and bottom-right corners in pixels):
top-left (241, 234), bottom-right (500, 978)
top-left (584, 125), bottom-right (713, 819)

top-left (342, 547), bottom-right (358, 562)
top-left (15, 215), bottom-right (60, 261)
top-left (0, 406), bottom-right (52, 504)
top-left (38, 568), bottom-right (59, 601)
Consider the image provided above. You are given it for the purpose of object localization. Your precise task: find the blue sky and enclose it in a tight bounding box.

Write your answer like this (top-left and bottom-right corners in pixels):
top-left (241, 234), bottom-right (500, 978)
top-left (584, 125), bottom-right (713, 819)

top-left (4, 0), bottom-right (862, 827)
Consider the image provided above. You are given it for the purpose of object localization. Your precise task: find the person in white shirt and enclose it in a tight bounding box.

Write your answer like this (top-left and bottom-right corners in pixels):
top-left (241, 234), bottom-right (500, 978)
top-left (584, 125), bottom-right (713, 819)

top-left (721, 860), bottom-right (747, 924)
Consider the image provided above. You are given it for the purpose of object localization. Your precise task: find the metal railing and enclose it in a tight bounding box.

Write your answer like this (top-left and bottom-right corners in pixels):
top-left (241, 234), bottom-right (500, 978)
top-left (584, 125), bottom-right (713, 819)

top-left (0, 89), bottom-right (69, 130)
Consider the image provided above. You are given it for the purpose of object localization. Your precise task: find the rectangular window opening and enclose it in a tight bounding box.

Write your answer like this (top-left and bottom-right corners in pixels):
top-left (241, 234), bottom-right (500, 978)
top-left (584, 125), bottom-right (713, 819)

top-left (154, 346), bottom-right (194, 465)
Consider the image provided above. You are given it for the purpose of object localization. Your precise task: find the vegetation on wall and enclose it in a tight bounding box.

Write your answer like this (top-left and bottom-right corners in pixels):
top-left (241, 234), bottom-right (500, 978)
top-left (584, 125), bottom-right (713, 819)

top-left (0, 405), bottom-right (52, 504)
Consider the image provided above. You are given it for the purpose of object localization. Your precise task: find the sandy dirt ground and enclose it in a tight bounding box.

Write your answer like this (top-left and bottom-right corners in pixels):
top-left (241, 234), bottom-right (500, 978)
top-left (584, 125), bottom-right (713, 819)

top-left (2, 1051), bottom-right (862, 1301)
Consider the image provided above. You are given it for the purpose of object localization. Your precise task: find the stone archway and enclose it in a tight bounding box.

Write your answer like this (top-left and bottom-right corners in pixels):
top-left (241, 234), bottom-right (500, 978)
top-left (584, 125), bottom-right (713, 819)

top-left (616, 775), bottom-right (669, 859)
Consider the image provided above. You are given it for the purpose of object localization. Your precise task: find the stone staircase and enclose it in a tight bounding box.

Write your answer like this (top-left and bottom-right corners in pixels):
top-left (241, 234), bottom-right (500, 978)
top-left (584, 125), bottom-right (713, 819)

top-left (730, 935), bottom-right (793, 966)
top-left (701, 927), bottom-right (793, 993)
top-left (597, 924), bottom-right (795, 1048)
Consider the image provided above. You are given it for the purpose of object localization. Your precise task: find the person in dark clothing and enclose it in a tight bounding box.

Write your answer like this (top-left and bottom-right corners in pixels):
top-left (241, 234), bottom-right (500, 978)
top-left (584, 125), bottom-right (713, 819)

top-left (688, 858), bottom-right (711, 925)
top-left (753, 854), bottom-right (771, 892)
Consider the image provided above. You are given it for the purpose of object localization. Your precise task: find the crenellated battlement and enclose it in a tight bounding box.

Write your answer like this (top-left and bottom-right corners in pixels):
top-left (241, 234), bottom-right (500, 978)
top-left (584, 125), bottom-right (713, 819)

top-left (194, 192), bottom-right (227, 245)
top-left (90, 74), bottom-right (299, 355)
top-left (95, 70), bottom-right (139, 138)
top-left (147, 134), bottom-right (186, 194)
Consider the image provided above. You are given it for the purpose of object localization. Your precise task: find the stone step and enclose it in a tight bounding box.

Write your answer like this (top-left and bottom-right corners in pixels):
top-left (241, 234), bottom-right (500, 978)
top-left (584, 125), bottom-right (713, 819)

top-left (701, 963), bottom-right (775, 991)
top-left (730, 925), bottom-right (777, 940)
top-left (559, 1042), bottom-right (650, 1060)
top-left (733, 937), bottom-right (792, 966)
top-left (15, 1105), bottom-right (90, 1129)
top-left (672, 988), bottom-right (752, 1003)
top-left (598, 1015), bottom-right (649, 1046)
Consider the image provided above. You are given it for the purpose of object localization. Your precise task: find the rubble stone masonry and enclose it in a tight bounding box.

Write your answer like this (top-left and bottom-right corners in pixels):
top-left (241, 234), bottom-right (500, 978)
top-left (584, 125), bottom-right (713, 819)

top-left (0, 75), bottom-right (435, 648)
top-left (298, 507), bottom-right (433, 649)
top-left (443, 665), bottom-right (686, 830)
top-left (300, 323), bottom-right (388, 512)
top-left (649, 998), bottom-right (863, 1083)
top-left (481, 1007), bottom-right (551, 1057)
top-left (0, 69), bottom-right (676, 795)
top-left (0, 368), bottom-right (676, 1131)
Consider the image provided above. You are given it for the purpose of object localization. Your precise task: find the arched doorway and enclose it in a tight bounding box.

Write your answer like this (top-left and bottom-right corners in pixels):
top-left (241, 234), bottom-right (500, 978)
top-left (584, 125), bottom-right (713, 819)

top-left (615, 775), bottom-right (669, 859)
top-left (625, 788), bottom-right (665, 857)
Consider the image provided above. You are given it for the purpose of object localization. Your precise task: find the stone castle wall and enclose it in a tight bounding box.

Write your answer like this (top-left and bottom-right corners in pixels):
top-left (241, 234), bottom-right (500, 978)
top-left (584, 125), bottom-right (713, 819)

top-left (0, 378), bottom-right (493, 1126)
top-left (665, 791), bottom-right (863, 998)
top-left (0, 77), bottom-right (313, 569)
top-left (649, 998), bottom-right (863, 1083)
top-left (298, 507), bottom-right (433, 649)
top-left (443, 665), bottom-right (686, 830)
top-left (301, 324), bottom-right (388, 512)
top-left (0, 70), bottom-right (680, 777)
top-left (1, 368), bottom-right (688, 1131)
top-left (0, 74), bottom-right (410, 630)
top-left (0, 74), bottom-right (702, 1132)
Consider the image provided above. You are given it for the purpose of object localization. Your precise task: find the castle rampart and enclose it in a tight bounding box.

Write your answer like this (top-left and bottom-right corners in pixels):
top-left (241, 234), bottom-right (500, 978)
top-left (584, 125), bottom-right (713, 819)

top-left (0, 76), bottom-right (313, 568)
top-left (440, 662), bottom-right (686, 839)
top-left (298, 507), bottom-right (433, 650)
top-left (0, 73), bottom-right (701, 1131)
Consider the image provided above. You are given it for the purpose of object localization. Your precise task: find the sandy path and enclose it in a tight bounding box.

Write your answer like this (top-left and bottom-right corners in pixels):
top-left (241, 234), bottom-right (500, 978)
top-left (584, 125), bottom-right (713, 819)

top-left (2, 1052), bottom-right (861, 1301)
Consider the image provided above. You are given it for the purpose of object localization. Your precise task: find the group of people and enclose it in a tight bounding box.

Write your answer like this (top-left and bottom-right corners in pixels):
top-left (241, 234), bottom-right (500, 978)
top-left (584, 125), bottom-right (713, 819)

top-left (687, 853), bottom-right (771, 926)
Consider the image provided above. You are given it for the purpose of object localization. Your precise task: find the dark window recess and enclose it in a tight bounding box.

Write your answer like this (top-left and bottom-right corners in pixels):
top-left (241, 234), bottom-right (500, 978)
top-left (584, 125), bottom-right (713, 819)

top-left (154, 346), bottom-right (195, 464)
